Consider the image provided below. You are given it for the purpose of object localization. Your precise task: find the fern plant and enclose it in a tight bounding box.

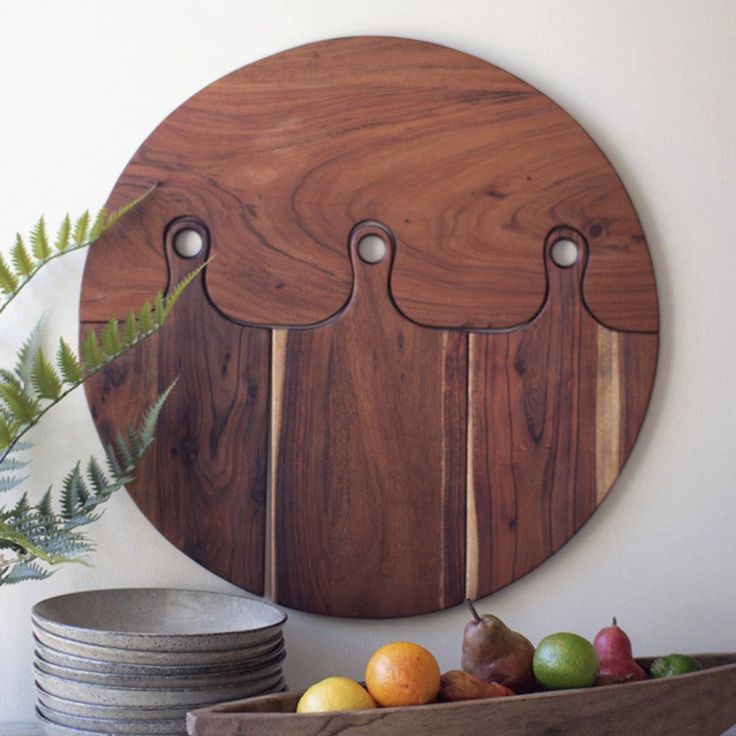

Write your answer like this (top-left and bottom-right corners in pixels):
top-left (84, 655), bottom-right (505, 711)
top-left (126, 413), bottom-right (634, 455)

top-left (0, 189), bottom-right (198, 585)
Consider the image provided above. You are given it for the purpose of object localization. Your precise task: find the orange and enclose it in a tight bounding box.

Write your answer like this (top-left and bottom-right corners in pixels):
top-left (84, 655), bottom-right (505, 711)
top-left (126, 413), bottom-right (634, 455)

top-left (364, 641), bottom-right (441, 707)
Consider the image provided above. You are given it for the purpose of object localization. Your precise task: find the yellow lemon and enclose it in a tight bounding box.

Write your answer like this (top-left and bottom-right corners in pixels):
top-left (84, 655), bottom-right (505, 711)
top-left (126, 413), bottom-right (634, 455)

top-left (296, 676), bottom-right (377, 713)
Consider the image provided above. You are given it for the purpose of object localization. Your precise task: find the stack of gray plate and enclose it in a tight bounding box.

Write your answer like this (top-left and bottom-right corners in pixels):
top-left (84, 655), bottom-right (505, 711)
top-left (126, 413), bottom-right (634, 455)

top-left (31, 589), bottom-right (287, 736)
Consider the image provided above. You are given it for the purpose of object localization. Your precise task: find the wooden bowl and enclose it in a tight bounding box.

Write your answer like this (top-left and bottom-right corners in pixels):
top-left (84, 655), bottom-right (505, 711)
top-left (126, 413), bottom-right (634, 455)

top-left (186, 654), bottom-right (736, 736)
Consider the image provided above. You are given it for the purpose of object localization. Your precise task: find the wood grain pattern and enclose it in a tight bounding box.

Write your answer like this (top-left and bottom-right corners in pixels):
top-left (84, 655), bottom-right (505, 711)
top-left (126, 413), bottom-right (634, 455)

top-left (271, 223), bottom-right (467, 617)
top-left (79, 37), bottom-right (661, 618)
top-left (188, 655), bottom-right (736, 736)
top-left (466, 228), bottom-right (658, 599)
top-left (83, 219), bottom-right (270, 593)
top-left (80, 37), bottom-right (658, 333)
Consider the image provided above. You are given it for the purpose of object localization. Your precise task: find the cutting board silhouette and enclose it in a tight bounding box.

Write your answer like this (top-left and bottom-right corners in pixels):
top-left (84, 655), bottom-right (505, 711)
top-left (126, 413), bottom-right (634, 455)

top-left (81, 37), bottom-right (658, 618)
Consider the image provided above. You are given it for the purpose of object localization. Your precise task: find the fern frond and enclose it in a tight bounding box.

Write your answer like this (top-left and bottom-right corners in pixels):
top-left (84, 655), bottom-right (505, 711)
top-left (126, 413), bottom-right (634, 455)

top-left (113, 433), bottom-right (134, 473)
top-left (1, 561), bottom-right (52, 585)
top-left (37, 488), bottom-right (53, 517)
top-left (73, 210), bottom-right (90, 245)
top-left (0, 263), bottom-right (195, 464)
top-left (13, 492), bottom-right (30, 515)
top-left (32, 350), bottom-right (62, 400)
top-left (0, 381), bottom-right (40, 425)
top-left (161, 262), bottom-right (204, 319)
top-left (101, 318), bottom-right (122, 357)
top-left (105, 442), bottom-right (125, 481)
top-left (30, 216), bottom-right (51, 261)
top-left (138, 301), bottom-right (153, 334)
top-left (55, 214), bottom-right (71, 252)
top-left (101, 183), bottom-right (157, 233)
top-left (0, 475), bottom-right (25, 493)
top-left (81, 330), bottom-right (104, 371)
top-left (86, 457), bottom-right (109, 497)
top-left (0, 418), bottom-right (13, 450)
top-left (57, 338), bottom-right (83, 384)
top-left (153, 292), bottom-right (166, 327)
top-left (122, 313), bottom-right (137, 347)
top-left (138, 380), bottom-right (176, 448)
top-left (0, 455), bottom-right (28, 473)
top-left (11, 234), bottom-right (34, 278)
top-left (15, 319), bottom-right (43, 391)
top-left (89, 205), bottom-right (107, 241)
top-left (60, 463), bottom-right (86, 521)
top-left (0, 255), bottom-right (18, 294)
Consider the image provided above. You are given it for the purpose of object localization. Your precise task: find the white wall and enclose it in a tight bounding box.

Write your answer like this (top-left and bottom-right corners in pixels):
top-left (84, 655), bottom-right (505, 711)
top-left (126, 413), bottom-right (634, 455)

top-left (1, 0), bottom-right (734, 722)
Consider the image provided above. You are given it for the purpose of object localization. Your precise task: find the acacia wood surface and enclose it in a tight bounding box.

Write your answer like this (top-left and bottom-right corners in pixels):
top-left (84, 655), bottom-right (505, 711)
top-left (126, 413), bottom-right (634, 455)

top-left (83, 221), bottom-right (270, 594)
top-left (187, 655), bottom-right (736, 736)
top-left (466, 228), bottom-right (658, 599)
top-left (80, 36), bottom-right (658, 333)
top-left (80, 36), bottom-right (660, 618)
top-left (271, 224), bottom-right (467, 617)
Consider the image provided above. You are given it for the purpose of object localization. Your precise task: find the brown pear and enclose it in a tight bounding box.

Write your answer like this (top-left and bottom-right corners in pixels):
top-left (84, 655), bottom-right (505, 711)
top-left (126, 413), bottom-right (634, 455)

top-left (461, 599), bottom-right (535, 693)
top-left (438, 670), bottom-right (515, 702)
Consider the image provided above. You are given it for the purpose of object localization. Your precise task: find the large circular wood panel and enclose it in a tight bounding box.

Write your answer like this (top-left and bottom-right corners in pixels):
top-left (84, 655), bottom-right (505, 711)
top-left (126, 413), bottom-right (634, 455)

top-left (81, 37), bottom-right (658, 618)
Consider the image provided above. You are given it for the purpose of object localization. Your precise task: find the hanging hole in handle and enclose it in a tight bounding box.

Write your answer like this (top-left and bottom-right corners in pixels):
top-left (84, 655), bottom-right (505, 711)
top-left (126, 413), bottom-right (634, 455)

top-left (357, 234), bottom-right (387, 264)
top-left (550, 238), bottom-right (579, 268)
top-left (173, 228), bottom-right (204, 258)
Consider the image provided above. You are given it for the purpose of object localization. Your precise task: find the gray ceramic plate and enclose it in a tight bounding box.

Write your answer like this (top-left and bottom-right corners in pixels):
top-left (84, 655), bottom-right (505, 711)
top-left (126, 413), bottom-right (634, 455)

top-left (35, 669), bottom-right (286, 707)
top-left (34, 656), bottom-right (284, 688)
top-left (34, 638), bottom-right (285, 676)
top-left (32, 589), bottom-right (286, 651)
top-left (35, 685), bottom-right (205, 720)
top-left (34, 682), bottom-right (288, 724)
top-left (33, 625), bottom-right (284, 665)
top-left (36, 702), bottom-right (183, 734)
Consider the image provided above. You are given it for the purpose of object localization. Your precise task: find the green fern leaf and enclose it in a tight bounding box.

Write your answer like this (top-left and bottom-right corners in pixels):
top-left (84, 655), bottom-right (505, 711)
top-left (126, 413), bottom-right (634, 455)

top-left (162, 262), bottom-right (206, 319)
top-left (81, 330), bottom-right (104, 371)
top-left (101, 183), bottom-right (157, 233)
top-left (31, 350), bottom-right (63, 400)
top-left (11, 234), bottom-right (34, 277)
top-left (0, 417), bottom-right (14, 450)
top-left (105, 442), bottom-right (125, 481)
top-left (0, 474), bottom-right (24, 492)
top-left (139, 380), bottom-right (176, 448)
top-left (1, 561), bottom-right (52, 585)
top-left (60, 463), bottom-right (84, 521)
top-left (73, 211), bottom-right (90, 245)
top-left (90, 205), bottom-right (107, 241)
top-left (37, 488), bottom-right (53, 517)
top-left (55, 214), bottom-right (71, 252)
top-left (126, 424), bottom-right (145, 461)
top-left (113, 433), bottom-right (134, 472)
top-left (15, 320), bottom-right (42, 390)
top-left (57, 338), bottom-right (83, 384)
top-left (0, 381), bottom-right (40, 425)
top-left (101, 318), bottom-right (122, 357)
top-left (86, 457), bottom-right (109, 497)
top-left (153, 292), bottom-right (165, 327)
top-left (138, 302), bottom-right (153, 334)
top-left (30, 216), bottom-right (51, 261)
top-left (122, 312), bottom-right (137, 347)
top-left (0, 254), bottom-right (19, 294)
top-left (13, 492), bottom-right (30, 515)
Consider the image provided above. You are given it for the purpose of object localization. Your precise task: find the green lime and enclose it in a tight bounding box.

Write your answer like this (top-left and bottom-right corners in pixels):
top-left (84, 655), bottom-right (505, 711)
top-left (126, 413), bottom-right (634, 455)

top-left (649, 654), bottom-right (703, 679)
top-left (533, 632), bottom-right (599, 690)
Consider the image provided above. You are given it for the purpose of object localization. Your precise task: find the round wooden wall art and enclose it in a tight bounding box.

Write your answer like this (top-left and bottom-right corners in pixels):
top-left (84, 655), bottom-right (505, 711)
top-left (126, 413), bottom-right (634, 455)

top-left (81, 37), bottom-right (658, 618)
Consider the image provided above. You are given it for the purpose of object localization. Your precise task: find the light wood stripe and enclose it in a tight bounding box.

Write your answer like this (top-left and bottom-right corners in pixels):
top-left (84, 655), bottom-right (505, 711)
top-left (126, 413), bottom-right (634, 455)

top-left (268, 328), bottom-right (288, 599)
top-left (465, 333), bottom-right (479, 600)
top-left (595, 328), bottom-right (621, 502)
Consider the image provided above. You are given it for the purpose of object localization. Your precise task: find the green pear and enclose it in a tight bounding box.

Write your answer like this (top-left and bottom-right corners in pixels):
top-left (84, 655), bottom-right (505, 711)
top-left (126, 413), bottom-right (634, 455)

top-left (461, 599), bottom-right (535, 693)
